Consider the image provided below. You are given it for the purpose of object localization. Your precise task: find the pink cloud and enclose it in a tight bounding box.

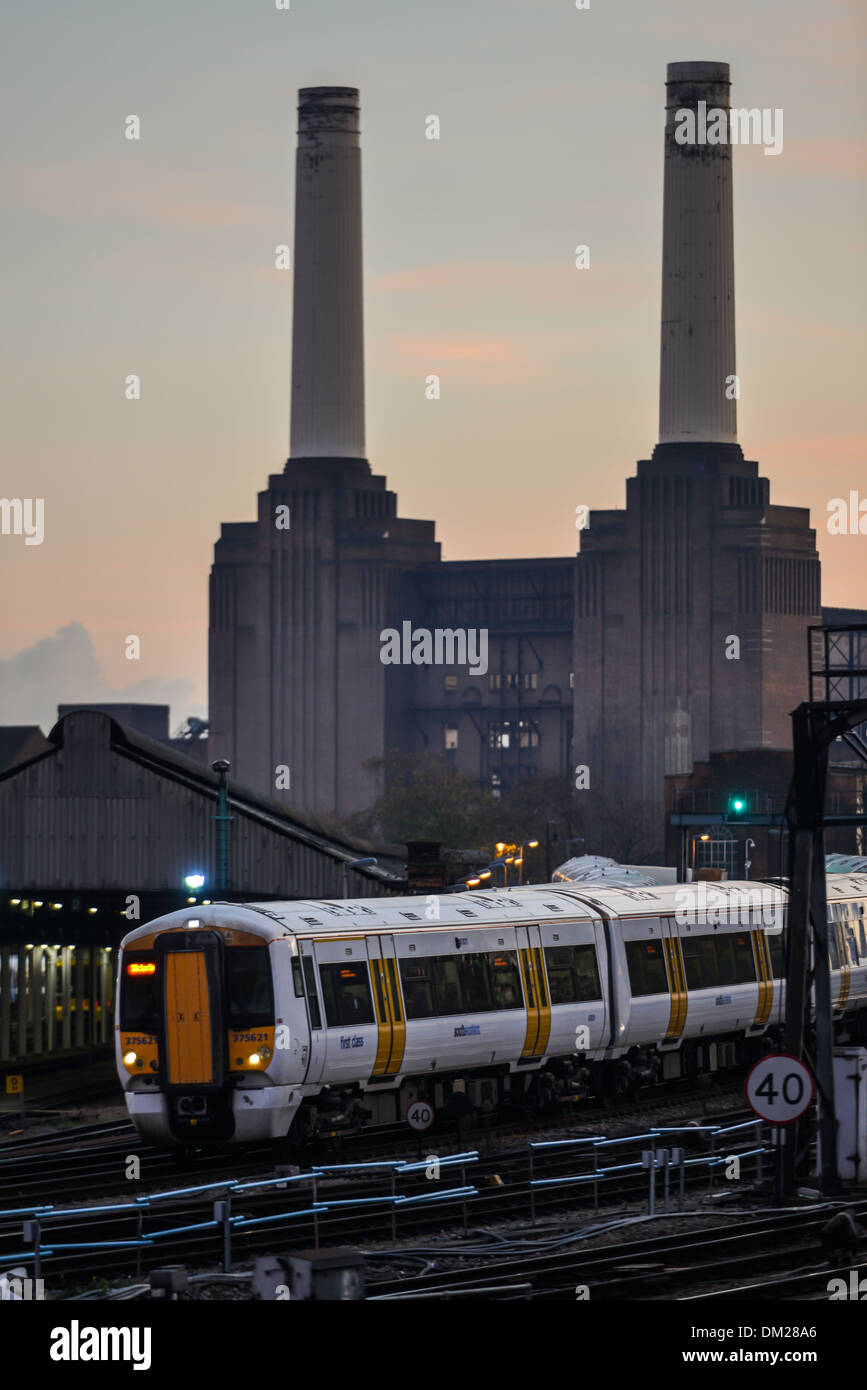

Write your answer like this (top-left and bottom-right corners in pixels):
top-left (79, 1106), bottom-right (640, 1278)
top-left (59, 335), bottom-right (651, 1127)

top-left (374, 331), bottom-right (532, 383)
top-left (371, 260), bottom-right (653, 304)
top-left (775, 139), bottom-right (867, 177)
top-left (3, 160), bottom-right (266, 228)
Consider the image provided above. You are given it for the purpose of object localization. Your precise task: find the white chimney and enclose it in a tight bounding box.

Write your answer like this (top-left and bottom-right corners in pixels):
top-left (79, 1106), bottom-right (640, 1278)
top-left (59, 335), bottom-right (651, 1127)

top-left (658, 62), bottom-right (737, 445)
top-left (289, 87), bottom-right (366, 459)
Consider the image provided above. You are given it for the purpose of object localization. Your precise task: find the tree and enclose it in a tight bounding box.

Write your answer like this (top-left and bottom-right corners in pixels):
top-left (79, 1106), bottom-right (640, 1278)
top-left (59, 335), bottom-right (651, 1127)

top-left (581, 792), bottom-right (662, 863)
top-left (346, 750), bottom-right (494, 847)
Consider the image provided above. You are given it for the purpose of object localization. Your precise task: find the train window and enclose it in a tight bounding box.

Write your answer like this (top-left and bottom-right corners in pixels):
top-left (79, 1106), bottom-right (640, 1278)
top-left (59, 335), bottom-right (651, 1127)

top-left (319, 962), bottom-right (374, 1027)
top-left (625, 940), bottom-right (668, 996)
top-left (432, 957), bottom-right (462, 1014)
top-left (399, 960), bottom-right (436, 1019)
top-left (731, 934), bottom-right (757, 984)
top-left (120, 952), bottom-right (158, 1032)
top-left (399, 953), bottom-right (523, 1017)
top-left (710, 934), bottom-right (756, 987)
top-left (489, 952), bottom-right (522, 1010)
top-left (829, 931), bottom-right (841, 970)
top-left (768, 933), bottom-right (785, 977)
top-left (459, 954), bottom-right (493, 1012)
top-left (226, 947), bottom-right (274, 1028)
top-left (680, 936), bottom-right (720, 991)
top-left (844, 924), bottom-right (860, 967)
top-left (292, 958), bottom-right (304, 997)
top-left (301, 957), bottom-right (322, 1030)
top-left (544, 945), bottom-right (601, 1004)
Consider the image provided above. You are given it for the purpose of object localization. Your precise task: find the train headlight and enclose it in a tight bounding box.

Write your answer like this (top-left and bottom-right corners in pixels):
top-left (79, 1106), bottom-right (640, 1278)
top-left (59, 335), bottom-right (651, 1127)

top-left (248, 1053), bottom-right (261, 1066)
top-left (124, 1051), bottom-right (137, 1065)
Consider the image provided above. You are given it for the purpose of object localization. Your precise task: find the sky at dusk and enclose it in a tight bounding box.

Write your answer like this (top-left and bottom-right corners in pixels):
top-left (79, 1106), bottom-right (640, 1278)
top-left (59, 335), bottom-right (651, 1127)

top-left (1, 0), bottom-right (865, 731)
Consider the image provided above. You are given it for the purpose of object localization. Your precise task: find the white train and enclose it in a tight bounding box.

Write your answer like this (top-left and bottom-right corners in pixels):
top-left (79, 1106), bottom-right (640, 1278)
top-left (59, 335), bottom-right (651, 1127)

top-left (116, 875), bottom-right (867, 1147)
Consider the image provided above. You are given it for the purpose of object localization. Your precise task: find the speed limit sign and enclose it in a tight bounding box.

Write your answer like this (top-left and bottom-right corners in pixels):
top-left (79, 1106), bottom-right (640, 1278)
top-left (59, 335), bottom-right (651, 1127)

top-left (745, 1054), bottom-right (815, 1124)
top-left (405, 1100), bottom-right (435, 1132)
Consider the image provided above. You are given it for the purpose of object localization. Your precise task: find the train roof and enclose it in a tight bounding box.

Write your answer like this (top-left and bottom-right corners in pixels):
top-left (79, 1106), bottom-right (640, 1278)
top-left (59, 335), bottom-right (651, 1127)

top-left (120, 874), bottom-right (867, 947)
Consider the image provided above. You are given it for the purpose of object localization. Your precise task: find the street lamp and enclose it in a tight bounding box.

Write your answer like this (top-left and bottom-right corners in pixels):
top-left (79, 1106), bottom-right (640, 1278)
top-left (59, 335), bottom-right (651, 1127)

top-left (745, 838), bottom-right (756, 880)
top-left (690, 832), bottom-right (710, 879)
top-left (485, 858), bottom-right (507, 886)
top-left (341, 856), bottom-right (376, 898)
top-left (212, 758), bottom-right (232, 894)
top-left (516, 839), bottom-right (540, 885)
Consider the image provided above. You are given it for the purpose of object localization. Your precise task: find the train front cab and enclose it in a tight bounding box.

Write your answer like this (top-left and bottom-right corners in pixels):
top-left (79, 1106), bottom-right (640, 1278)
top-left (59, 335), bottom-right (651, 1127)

top-left (118, 920), bottom-right (303, 1147)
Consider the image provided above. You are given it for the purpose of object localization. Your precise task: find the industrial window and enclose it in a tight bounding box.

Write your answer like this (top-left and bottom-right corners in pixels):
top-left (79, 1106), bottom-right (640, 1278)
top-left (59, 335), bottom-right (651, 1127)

top-left (544, 945), bottom-right (601, 1004)
top-left (444, 674), bottom-right (458, 690)
top-left (227, 947), bottom-right (274, 1028)
top-left (523, 672), bottom-right (538, 690)
top-left (444, 725), bottom-right (459, 750)
top-left (625, 940), bottom-right (669, 997)
top-left (489, 674), bottom-right (502, 690)
top-left (506, 673), bottom-right (517, 689)
top-left (319, 962), bottom-right (374, 1027)
top-left (518, 721), bottom-right (539, 748)
top-left (120, 952), bottom-right (159, 1032)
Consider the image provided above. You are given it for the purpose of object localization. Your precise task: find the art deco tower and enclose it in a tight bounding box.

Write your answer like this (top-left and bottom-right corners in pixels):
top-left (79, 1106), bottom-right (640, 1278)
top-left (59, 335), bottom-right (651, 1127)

top-left (572, 62), bottom-right (820, 837)
top-left (658, 62), bottom-right (737, 446)
top-left (209, 89), bottom-right (439, 815)
top-left (289, 88), bottom-right (366, 460)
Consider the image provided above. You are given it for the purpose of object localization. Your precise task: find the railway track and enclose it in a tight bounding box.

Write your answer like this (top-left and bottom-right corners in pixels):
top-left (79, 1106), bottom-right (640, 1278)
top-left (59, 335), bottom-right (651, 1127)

top-left (366, 1202), bottom-right (867, 1301)
top-left (0, 1105), bottom-right (779, 1292)
top-left (0, 1077), bottom-right (750, 1204)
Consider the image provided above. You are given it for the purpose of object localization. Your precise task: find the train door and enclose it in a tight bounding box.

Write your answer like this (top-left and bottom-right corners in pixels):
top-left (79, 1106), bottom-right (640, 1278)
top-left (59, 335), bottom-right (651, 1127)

top-left (659, 916), bottom-right (688, 1046)
top-left (156, 930), bottom-right (224, 1090)
top-left (365, 935), bottom-right (406, 1080)
top-left (748, 926), bottom-right (774, 1033)
top-left (832, 916), bottom-right (853, 1016)
top-left (516, 925), bottom-right (551, 1062)
top-left (296, 940), bottom-right (326, 1084)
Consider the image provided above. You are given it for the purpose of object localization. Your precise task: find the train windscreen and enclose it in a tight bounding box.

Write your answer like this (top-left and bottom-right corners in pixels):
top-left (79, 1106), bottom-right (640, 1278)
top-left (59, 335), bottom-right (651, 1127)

top-left (120, 953), bottom-right (159, 1032)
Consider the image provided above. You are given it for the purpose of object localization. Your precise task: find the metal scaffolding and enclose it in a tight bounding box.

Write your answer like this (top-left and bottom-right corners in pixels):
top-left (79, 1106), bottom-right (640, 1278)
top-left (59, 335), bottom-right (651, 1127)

top-left (783, 624), bottom-right (867, 1195)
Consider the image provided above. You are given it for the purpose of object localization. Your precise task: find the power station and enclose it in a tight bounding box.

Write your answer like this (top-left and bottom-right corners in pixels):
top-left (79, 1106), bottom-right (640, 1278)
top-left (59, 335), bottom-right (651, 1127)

top-left (209, 66), bottom-right (822, 847)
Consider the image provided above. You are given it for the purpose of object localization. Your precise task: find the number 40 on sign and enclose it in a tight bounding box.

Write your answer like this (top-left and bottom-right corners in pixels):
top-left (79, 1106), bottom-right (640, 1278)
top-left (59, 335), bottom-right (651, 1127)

top-left (745, 1054), bottom-right (815, 1124)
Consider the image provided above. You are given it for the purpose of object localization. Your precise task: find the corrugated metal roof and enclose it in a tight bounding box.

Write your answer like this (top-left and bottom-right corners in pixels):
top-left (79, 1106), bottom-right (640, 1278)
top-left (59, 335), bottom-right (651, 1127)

top-left (0, 710), bottom-right (402, 895)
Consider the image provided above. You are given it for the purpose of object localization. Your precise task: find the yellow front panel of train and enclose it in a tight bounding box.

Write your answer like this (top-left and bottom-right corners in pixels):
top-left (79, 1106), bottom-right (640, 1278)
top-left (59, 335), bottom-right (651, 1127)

top-left (164, 951), bottom-right (213, 1085)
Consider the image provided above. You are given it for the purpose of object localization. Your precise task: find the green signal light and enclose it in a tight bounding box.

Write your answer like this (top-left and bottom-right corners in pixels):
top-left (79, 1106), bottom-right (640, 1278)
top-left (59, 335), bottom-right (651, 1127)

top-left (727, 795), bottom-right (748, 818)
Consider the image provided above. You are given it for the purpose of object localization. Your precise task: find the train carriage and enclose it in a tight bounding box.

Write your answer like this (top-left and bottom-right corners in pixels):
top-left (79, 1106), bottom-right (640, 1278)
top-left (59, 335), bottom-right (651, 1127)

top-left (116, 875), bottom-right (867, 1148)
